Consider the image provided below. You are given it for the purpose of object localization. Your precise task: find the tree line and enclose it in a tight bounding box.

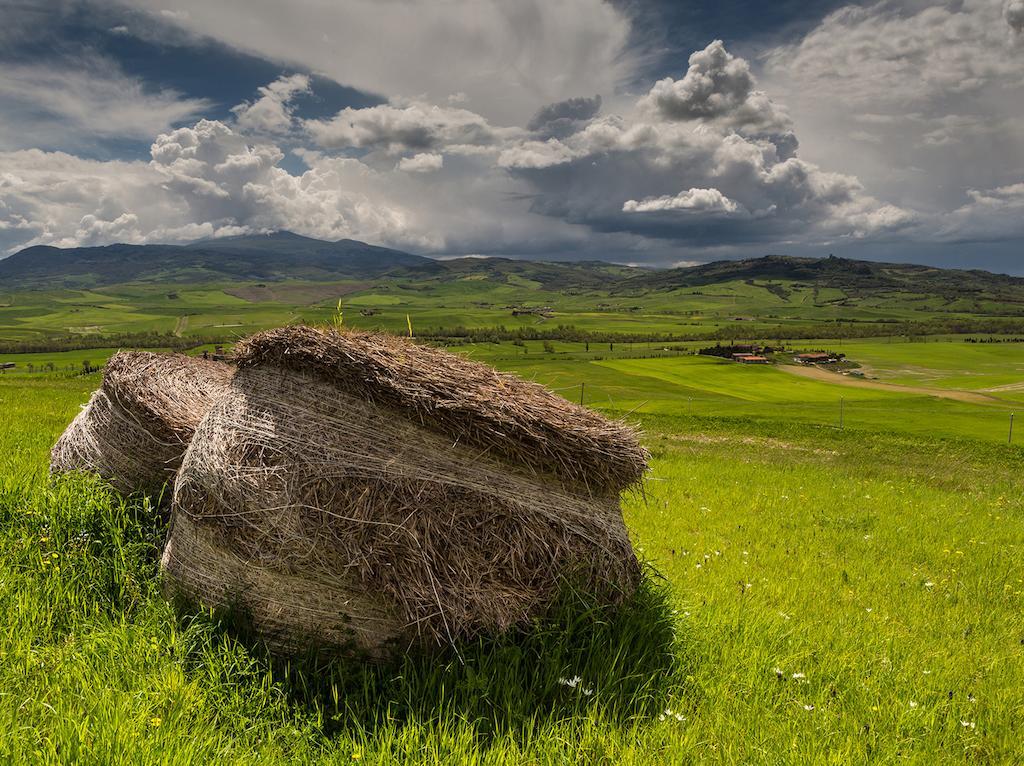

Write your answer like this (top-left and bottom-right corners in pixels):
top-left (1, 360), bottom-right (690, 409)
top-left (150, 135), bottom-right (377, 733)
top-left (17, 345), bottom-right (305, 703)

top-left (0, 331), bottom-right (227, 355)
top-left (5, 316), bottom-right (1024, 355)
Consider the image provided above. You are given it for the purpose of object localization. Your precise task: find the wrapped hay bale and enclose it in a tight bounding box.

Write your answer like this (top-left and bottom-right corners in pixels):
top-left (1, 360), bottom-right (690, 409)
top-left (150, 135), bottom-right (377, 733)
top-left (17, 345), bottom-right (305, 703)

top-left (50, 351), bottom-right (234, 494)
top-left (162, 326), bottom-right (648, 655)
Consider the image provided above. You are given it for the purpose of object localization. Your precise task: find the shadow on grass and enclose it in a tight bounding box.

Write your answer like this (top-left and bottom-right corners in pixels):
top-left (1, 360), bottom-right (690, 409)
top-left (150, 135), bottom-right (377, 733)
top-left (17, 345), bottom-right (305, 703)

top-left (181, 570), bottom-right (687, 740)
top-left (25, 476), bottom-right (687, 740)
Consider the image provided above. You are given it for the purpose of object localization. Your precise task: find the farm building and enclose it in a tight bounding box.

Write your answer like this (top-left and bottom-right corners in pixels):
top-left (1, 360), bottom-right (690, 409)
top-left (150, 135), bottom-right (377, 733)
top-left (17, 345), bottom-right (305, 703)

top-left (701, 343), bottom-right (768, 359)
top-left (511, 306), bottom-right (555, 318)
top-left (796, 352), bottom-right (841, 364)
top-left (735, 355), bottom-right (769, 364)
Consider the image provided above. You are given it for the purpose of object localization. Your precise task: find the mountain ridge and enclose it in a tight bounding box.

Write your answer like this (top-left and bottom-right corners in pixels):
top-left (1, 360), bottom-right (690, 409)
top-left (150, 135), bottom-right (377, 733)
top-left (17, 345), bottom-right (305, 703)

top-left (608, 254), bottom-right (1024, 302)
top-left (1, 233), bottom-right (1021, 296)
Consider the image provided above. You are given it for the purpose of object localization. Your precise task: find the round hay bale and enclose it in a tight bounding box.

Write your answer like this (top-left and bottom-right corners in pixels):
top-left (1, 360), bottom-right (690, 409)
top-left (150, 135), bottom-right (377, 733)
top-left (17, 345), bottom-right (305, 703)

top-left (163, 328), bottom-right (647, 656)
top-left (50, 351), bottom-right (234, 494)
top-left (231, 325), bottom-right (647, 493)
top-left (161, 511), bottom-right (403, 651)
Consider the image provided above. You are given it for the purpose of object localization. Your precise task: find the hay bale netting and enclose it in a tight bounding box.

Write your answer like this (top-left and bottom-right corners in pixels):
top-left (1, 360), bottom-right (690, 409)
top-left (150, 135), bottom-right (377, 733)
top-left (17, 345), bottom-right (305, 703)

top-left (50, 351), bottom-right (235, 494)
top-left (162, 326), bottom-right (649, 655)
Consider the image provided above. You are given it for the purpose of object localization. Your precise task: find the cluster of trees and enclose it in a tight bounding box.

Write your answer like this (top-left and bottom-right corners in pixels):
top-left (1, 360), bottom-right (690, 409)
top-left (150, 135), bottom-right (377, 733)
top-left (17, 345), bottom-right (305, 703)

top-left (697, 343), bottom-right (785, 359)
top-left (708, 318), bottom-right (1024, 342)
top-left (7, 316), bottom-right (1024, 357)
top-left (0, 331), bottom-right (227, 355)
top-left (962, 336), bottom-right (1024, 343)
top-left (420, 316), bottom-right (1024, 346)
top-left (420, 324), bottom-right (696, 344)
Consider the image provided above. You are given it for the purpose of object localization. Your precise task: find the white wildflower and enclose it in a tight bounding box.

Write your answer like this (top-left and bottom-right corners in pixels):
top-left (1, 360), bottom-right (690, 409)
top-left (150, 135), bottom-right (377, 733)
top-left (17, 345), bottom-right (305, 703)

top-left (961, 720), bottom-right (975, 729)
top-left (558, 675), bottom-right (593, 696)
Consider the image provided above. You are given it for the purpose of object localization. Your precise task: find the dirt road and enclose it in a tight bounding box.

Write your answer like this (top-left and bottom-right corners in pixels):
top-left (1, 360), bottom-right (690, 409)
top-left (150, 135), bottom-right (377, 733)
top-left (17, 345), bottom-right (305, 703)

top-left (777, 364), bottom-right (1008, 406)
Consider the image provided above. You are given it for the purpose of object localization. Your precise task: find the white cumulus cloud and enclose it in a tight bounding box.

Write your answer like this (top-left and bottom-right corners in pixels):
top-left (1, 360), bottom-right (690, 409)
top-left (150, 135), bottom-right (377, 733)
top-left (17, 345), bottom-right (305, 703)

top-left (306, 101), bottom-right (510, 154)
top-left (2, 31), bottom-right (1017, 263)
top-left (641, 40), bottom-right (791, 134)
top-left (763, 0), bottom-right (1024, 215)
top-left (231, 73), bottom-right (311, 134)
top-left (396, 153), bottom-right (444, 173)
top-left (0, 54), bottom-right (211, 150)
top-left (117, 0), bottom-right (637, 125)
top-left (624, 188), bottom-right (741, 214)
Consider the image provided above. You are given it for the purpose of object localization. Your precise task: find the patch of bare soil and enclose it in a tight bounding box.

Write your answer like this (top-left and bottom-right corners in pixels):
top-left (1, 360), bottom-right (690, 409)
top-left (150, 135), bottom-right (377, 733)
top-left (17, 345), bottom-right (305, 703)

top-left (660, 432), bottom-right (839, 456)
top-left (225, 283), bottom-right (371, 305)
top-left (778, 364), bottom-right (1005, 405)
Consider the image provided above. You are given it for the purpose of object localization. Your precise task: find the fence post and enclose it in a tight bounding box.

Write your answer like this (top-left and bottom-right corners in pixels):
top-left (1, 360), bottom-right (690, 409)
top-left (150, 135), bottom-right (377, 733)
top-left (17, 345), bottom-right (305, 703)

top-left (1010, 412), bottom-right (1015, 445)
top-left (579, 381), bottom-right (585, 406)
top-left (839, 397), bottom-right (845, 429)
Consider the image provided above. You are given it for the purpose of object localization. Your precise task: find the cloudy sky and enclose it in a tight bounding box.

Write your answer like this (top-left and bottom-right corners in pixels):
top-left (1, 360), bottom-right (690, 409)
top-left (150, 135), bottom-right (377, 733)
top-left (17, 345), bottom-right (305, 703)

top-left (1, 0), bottom-right (1023, 271)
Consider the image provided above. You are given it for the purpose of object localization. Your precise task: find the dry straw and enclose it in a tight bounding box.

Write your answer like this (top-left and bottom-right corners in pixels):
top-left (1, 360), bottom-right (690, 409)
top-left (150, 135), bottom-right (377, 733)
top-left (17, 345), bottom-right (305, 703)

top-left (50, 351), bottom-right (234, 494)
top-left (164, 327), bottom-right (648, 655)
top-left (232, 325), bottom-right (648, 493)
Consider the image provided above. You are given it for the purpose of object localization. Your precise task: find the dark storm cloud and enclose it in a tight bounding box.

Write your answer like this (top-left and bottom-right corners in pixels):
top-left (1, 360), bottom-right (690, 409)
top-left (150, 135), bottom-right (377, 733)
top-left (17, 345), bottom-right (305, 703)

top-left (0, 0), bottom-right (1021, 266)
top-left (1006, 0), bottom-right (1024, 33)
top-left (527, 95), bottom-right (602, 138)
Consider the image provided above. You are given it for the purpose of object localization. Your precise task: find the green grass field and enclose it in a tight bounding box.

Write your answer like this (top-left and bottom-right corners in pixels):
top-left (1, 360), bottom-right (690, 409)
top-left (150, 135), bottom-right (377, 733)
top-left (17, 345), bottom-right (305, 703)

top-left (2, 334), bottom-right (1023, 763)
top-left (833, 340), bottom-right (1024, 397)
top-left (6, 264), bottom-right (1024, 347)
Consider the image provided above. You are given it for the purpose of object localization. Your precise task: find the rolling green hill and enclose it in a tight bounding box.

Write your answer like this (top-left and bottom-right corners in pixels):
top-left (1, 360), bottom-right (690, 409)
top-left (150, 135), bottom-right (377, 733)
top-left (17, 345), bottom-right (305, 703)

top-left (3, 238), bottom-right (1024, 764)
top-left (0, 232), bottom-right (433, 288)
top-left (4, 236), bottom-right (1024, 348)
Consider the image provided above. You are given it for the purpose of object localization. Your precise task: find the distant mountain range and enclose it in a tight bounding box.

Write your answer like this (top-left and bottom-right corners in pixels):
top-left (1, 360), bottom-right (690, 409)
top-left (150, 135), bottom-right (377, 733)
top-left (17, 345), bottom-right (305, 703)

top-left (618, 254), bottom-right (1024, 298)
top-left (2, 231), bottom-right (1022, 299)
top-left (0, 231), bottom-right (641, 291)
top-left (0, 232), bottom-right (429, 288)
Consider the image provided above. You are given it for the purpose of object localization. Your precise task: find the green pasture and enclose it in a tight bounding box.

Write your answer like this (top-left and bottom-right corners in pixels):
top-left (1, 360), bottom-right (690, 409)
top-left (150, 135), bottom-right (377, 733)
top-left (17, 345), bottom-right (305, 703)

top-left (4, 277), bottom-right (1024, 762)
top-left (480, 351), bottom-right (1018, 446)
top-left (832, 339), bottom-right (1024, 397)
top-left (1, 367), bottom-right (1021, 763)
top-left (5, 336), bottom-right (1024, 445)
top-left (5, 268), bottom-right (1024, 347)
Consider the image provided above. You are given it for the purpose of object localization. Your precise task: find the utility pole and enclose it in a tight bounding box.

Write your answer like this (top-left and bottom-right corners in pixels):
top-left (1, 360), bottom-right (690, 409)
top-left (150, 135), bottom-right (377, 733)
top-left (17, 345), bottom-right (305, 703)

top-left (579, 382), bottom-right (585, 406)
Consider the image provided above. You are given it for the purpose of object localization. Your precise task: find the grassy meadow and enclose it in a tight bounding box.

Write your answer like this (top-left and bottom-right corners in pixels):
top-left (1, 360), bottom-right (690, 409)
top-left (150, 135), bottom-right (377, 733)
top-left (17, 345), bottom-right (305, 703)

top-left (6, 265), bottom-right (1024, 346)
top-left (1, 330), bottom-right (1023, 763)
